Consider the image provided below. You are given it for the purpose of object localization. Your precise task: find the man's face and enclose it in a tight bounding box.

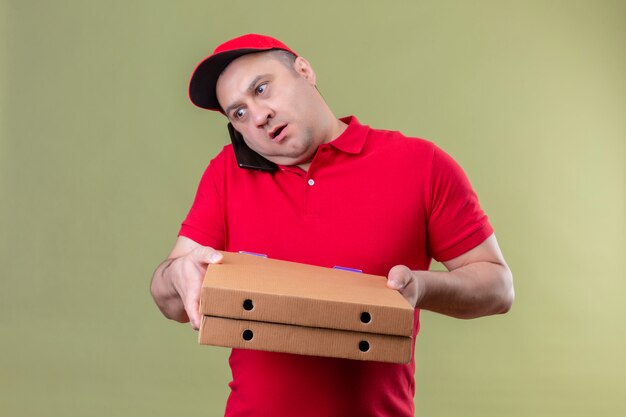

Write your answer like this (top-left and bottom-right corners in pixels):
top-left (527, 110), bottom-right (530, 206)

top-left (216, 52), bottom-right (330, 167)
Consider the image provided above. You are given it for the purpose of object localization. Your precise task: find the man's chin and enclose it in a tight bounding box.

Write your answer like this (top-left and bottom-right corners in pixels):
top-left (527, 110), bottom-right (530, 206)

top-left (270, 158), bottom-right (306, 167)
top-left (267, 152), bottom-right (314, 168)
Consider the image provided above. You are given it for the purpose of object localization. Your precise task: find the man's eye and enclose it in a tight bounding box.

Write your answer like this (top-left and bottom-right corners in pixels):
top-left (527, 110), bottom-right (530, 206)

top-left (256, 83), bottom-right (267, 95)
top-left (234, 108), bottom-right (246, 119)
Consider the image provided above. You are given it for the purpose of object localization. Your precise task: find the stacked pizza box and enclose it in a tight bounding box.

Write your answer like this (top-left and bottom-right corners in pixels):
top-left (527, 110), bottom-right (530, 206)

top-left (198, 251), bottom-right (414, 363)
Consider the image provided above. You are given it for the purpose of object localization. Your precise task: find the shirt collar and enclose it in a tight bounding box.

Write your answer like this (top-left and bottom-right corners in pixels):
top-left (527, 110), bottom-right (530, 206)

top-left (277, 116), bottom-right (369, 174)
top-left (326, 116), bottom-right (369, 155)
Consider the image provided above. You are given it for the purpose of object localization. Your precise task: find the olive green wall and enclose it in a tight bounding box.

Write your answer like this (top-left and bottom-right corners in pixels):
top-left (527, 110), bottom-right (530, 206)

top-left (1, 1), bottom-right (624, 416)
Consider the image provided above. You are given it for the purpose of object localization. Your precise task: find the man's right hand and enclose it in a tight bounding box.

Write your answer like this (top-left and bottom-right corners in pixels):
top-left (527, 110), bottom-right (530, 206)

top-left (150, 236), bottom-right (223, 330)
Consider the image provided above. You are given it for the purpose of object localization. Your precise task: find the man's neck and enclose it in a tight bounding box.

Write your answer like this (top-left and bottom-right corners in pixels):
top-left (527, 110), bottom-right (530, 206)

top-left (324, 117), bottom-right (349, 144)
top-left (297, 118), bottom-right (348, 172)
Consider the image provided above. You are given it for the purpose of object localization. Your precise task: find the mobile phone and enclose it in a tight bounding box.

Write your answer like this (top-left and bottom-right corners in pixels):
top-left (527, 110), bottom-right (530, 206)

top-left (228, 123), bottom-right (278, 172)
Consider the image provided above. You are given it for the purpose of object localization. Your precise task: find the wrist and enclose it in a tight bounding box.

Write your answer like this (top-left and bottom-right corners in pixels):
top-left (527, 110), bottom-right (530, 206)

top-left (163, 257), bottom-right (183, 297)
top-left (412, 270), bottom-right (426, 308)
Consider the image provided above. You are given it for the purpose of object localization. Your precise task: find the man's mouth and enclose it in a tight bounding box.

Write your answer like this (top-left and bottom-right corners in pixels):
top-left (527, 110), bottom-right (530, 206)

top-left (269, 124), bottom-right (287, 141)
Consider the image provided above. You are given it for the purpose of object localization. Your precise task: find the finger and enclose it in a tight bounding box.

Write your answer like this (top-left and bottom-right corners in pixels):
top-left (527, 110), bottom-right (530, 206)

top-left (387, 265), bottom-right (412, 290)
top-left (189, 312), bottom-right (200, 331)
top-left (184, 291), bottom-right (201, 331)
top-left (387, 265), bottom-right (419, 307)
top-left (190, 246), bottom-right (223, 265)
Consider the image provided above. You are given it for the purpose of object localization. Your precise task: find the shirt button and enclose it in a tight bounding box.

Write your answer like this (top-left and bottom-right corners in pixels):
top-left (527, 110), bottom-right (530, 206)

top-left (307, 179), bottom-right (315, 186)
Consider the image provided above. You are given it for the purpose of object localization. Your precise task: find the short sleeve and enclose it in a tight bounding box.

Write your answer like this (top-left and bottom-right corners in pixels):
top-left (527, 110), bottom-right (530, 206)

top-left (178, 151), bottom-right (227, 249)
top-left (427, 145), bottom-right (493, 262)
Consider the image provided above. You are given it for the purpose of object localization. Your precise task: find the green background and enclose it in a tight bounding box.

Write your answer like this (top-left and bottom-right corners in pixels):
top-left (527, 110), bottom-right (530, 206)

top-left (1, 1), bottom-right (624, 416)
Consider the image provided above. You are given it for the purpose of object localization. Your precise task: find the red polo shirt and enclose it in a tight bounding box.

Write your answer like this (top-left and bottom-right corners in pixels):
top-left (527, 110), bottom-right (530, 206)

top-left (180, 116), bottom-right (493, 417)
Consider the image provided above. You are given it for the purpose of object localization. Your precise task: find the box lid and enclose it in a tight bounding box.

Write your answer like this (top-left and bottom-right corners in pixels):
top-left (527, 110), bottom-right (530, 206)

top-left (200, 251), bottom-right (414, 336)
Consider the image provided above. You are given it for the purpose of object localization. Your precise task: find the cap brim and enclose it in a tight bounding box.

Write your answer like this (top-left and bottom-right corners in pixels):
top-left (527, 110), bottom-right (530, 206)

top-left (188, 48), bottom-right (263, 111)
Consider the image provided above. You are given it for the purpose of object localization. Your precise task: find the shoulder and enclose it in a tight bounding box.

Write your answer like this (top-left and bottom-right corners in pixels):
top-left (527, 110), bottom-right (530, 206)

top-left (367, 126), bottom-right (435, 150)
top-left (209, 144), bottom-right (236, 167)
top-left (364, 126), bottom-right (438, 165)
top-left (200, 144), bottom-right (274, 186)
top-left (195, 145), bottom-right (237, 189)
top-left (199, 144), bottom-right (237, 176)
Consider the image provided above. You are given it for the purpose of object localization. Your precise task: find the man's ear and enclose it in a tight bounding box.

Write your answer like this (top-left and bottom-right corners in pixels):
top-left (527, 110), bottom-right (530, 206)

top-left (293, 57), bottom-right (317, 85)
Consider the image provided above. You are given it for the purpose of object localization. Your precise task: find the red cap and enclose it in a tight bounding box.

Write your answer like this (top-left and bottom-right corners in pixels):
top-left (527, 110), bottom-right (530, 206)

top-left (188, 34), bottom-right (298, 111)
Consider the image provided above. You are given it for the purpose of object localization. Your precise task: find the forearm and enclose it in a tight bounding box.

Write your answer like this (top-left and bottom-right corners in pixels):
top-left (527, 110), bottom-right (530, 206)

top-left (415, 261), bottom-right (514, 319)
top-left (150, 258), bottom-right (189, 323)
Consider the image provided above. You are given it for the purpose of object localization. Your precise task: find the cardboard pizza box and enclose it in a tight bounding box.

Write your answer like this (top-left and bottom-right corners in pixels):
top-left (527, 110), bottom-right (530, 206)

top-left (199, 251), bottom-right (414, 336)
top-left (199, 315), bottom-right (412, 364)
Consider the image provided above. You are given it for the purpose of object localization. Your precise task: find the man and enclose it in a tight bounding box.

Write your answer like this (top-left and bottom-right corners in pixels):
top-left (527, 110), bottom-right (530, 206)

top-left (150, 33), bottom-right (514, 417)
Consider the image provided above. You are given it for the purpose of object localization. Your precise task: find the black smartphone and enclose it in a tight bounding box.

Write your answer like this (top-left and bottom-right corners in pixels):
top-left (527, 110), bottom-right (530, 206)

top-left (227, 123), bottom-right (278, 172)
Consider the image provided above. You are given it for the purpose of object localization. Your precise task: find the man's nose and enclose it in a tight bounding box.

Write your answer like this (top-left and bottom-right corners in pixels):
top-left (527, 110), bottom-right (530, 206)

top-left (251, 102), bottom-right (274, 128)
